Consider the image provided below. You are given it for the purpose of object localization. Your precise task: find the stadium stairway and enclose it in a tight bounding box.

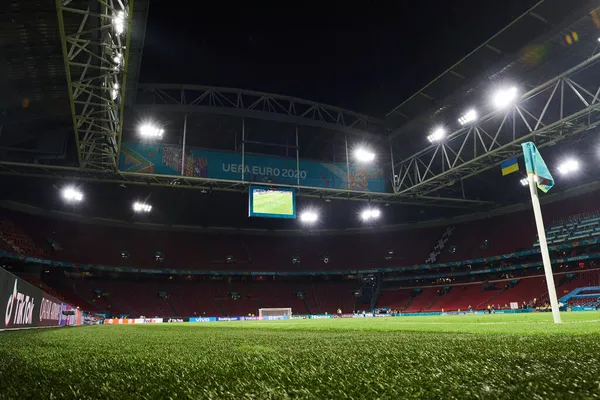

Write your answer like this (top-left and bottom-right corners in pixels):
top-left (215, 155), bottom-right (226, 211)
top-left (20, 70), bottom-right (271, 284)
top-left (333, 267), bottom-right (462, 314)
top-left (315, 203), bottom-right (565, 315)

top-left (215, 299), bottom-right (227, 316)
top-left (403, 288), bottom-right (438, 313)
top-left (376, 289), bottom-right (412, 310)
top-left (424, 293), bottom-right (442, 311)
top-left (425, 227), bottom-right (455, 264)
top-left (485, 277), bottom-right (548, 308)
top-left (401, 295), bottom-right (414, 311)
top-left (476, 289), bottom-right (503, 310)
top-left (166, 298), bottom-right (178, 316)
top-left (301, 298), bottom-right (311, 314)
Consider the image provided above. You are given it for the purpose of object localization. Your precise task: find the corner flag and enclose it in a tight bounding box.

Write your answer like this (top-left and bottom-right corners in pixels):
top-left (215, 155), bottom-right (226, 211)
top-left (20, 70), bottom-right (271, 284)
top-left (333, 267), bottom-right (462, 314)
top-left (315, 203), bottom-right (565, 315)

top-left (521, 141), bottom-right (561, 323)
top-left (521, 142), bottom-right (554, 193)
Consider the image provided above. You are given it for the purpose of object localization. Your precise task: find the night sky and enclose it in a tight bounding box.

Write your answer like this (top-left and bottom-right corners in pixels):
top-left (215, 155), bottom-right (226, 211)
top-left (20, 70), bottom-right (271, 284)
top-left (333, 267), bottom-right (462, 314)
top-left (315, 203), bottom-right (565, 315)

top-left (139, 0), bottom-right (540, 117)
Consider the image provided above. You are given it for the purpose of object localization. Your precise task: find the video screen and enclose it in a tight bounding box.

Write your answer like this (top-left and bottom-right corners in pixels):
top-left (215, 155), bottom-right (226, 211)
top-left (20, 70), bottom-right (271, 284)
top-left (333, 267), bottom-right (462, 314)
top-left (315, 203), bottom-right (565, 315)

top-left (249, 186), bottom-right (296, 219)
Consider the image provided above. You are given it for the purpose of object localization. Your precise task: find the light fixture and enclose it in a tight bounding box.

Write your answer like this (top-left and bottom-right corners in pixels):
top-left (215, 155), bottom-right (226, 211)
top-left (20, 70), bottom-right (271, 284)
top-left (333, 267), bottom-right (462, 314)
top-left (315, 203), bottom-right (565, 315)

top-left (557, 159), bottom-right (579, 175)
top-left (61, 187), bottom-right (83, 203)
top-left (138, 122), bottom-right (165, 139)
top-left (300, 210), bottom-right (319, 224)
top-left (133, 202), bottom-right (152, 213)
top-left (427, 127), bottom-right (445, 143)
top-left (111, 83), bottom-right (119, 101)
top-left (520, 178), bottom-right (529, 186)
top-left (458, 109), bottom-right (477, 125)
top-left (360, 208), bottom-right (381, 221)
top-left (354, 148), bottom-right (375, 163)
top-left (113, 53), bottom-right (123, 65)
top-left (113, 11), bottom-right (126, 35)
top-left (492, 87), bottom-right (518, 108)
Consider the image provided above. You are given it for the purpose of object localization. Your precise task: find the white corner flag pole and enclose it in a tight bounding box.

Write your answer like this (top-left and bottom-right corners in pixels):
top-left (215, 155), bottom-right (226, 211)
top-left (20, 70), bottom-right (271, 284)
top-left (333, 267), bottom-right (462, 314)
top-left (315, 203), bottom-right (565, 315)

top-left (527, 173), bottom-right (561, 323)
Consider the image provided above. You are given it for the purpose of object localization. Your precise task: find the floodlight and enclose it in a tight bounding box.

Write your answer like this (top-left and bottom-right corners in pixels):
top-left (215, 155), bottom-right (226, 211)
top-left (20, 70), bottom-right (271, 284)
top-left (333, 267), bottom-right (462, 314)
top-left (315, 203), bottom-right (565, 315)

top-left (427, 127), bottom-right (445, 143)
top-left (492, 87), bottom-right (518, 108)
top-left (354, 148), bottom-right (375, 163)
top-left (458, 109), bottom-right (477, 125)
top-left (61, 187), bottom-right (83, 203)
top-left (113, 53), bottom-right (123, 65)
top-left (133, 201), bottom-right (152, 213)
top-left (299, 210), bottom-right (319, 224)
top-left (360, 208), bottom-right (381, 221)
top-left (113, 11), bottom-right (125, 35)
top-left (520, 178), bottom-right (529, 186)
top-left (138, 122), bottom-right (164, 139)
top-left (111, 83), bottom-right (119, 101)
top-left (557, 159), bottom-right (579, 175)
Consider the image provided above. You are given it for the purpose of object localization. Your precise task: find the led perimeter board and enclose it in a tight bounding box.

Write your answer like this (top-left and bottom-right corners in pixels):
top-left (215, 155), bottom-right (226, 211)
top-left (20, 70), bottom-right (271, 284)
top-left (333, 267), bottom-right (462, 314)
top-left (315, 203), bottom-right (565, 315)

top-left (248, 186), bottom-right (296, 219)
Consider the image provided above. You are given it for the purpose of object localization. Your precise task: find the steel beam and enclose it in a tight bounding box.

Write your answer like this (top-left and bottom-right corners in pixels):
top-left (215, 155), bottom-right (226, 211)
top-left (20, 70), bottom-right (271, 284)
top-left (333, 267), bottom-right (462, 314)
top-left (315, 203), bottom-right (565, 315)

top-left (135, 84), bottom-right (384, 137)
top-left (0, 161), bottom-right (492, 209)
top-left (392, 53), bottom-right (600, 196)
top-left (56, 0), bottom-right (134, 170)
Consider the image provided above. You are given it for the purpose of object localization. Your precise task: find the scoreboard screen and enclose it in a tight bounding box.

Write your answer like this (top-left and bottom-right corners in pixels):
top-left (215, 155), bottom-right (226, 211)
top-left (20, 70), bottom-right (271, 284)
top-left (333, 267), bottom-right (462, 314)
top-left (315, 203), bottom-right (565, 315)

top-left (248, 186), bottom-right (296, 219)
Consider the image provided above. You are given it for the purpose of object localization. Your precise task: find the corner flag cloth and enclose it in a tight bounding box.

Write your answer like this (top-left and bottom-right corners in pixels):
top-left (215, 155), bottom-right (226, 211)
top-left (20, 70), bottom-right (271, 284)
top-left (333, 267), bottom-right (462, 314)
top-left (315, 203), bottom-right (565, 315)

top-left (500, 158), bottom-right (519, 176)
top-left (521, 142), bottom-right (554, 193)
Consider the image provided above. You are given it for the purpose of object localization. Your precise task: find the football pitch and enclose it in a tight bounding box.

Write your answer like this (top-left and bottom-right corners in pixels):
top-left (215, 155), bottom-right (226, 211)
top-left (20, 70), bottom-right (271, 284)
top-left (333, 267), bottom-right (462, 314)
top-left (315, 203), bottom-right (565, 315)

top-left (1, 313), bottom-right (600, 399)
top-left (253, 190), bottom-right (293, 216)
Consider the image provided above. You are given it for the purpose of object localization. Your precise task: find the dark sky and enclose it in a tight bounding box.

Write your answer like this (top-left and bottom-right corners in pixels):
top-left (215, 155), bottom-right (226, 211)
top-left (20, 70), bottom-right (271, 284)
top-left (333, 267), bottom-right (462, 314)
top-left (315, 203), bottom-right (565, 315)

top-left (139, 0), bottom-right (539, 117)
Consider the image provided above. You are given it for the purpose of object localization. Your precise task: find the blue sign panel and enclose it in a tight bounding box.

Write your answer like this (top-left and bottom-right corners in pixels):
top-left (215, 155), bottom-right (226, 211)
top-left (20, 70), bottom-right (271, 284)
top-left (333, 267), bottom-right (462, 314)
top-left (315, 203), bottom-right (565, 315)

top-left (119, 143), bottom-right (386, 192)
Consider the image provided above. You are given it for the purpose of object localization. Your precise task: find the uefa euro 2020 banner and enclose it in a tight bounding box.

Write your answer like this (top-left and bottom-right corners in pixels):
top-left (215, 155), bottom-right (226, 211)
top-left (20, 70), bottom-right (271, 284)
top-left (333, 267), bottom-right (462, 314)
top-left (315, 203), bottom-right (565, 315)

top-left (1, 268), bottom-right (82, 330)
top-left (119, 142), bottom-right (386, 193)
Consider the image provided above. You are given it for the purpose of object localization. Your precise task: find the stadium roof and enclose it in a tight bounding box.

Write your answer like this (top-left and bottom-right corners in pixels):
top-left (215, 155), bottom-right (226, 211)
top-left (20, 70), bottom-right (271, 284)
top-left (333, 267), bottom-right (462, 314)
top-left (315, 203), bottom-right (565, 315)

top-left (0, 1), bottom-right (72, 161)
top-left (386, 0), bottom-right (600, 206)
top-left (386, 0), bottom-right (599, 136)
top-left (2, 0), bottom-right (600, 228)
top-left (0, 0), bottom-right (149, 167)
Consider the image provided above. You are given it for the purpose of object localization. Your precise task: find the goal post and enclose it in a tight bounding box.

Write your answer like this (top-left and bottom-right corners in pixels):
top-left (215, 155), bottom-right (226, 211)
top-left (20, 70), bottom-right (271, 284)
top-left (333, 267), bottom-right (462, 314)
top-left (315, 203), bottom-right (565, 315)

top-left (258, 308), bottom-right (292, 318)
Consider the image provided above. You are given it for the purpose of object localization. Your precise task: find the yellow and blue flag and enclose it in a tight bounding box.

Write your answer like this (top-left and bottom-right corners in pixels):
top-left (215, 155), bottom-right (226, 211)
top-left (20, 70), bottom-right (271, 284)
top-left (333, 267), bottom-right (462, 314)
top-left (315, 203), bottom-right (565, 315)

top-left (521, 142), bottom-right (554, 193)
top-left (500, 157), bottom-right (519, 176)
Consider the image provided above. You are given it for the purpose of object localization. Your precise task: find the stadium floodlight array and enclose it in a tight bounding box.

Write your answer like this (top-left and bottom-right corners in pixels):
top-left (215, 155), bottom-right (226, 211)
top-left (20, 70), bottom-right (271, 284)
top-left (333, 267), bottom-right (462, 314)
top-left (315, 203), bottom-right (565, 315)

top-left (360, 208), bottom-right (381, 221)
top-left (492, 86), bottom-right (518, 108)
top-left (61, 187), bottom-right (83, 203)
top-left (520, 178), bottom-right (529, 186)
top-left (354, 148), bottom-right (375, 163)
top-left (138, 122), bottom-right (164, 139)
top-left (423, 37), bottom-right (599, 145)
top-left (258, 308), bottom-right (292, 318)
top-left (133, 202), bottom-right (152, 213)
top-left (521, 175), bottom-right (540, 186)
top-left (557, 159), bottom-right (579, 175)
top-left (113, 52), bottom-right (123, 66)
top-left (111, 83), bottom-right (119, 101)
top-left (458, 109), bottom-right (477, 125)
top-left (113, 11), bottom-right (126, 35)
top-left (299, 210), bottom-right (318, 224)
top-left (427, 127), bottom-right (445, 143)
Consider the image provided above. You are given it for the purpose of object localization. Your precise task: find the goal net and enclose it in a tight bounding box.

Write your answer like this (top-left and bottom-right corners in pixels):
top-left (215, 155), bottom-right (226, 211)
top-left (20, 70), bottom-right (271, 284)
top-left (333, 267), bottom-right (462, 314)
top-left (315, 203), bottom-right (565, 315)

top-left (258, 308), bottom-right (292, 318)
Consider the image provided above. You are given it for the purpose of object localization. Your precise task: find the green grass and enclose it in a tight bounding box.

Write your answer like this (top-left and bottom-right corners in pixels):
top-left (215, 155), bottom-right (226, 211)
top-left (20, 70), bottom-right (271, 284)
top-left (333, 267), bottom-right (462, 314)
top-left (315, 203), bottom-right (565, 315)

top-left (253, 190), bottom-right (293, 216)
top-left (1, 313), bottom-right (600, 399)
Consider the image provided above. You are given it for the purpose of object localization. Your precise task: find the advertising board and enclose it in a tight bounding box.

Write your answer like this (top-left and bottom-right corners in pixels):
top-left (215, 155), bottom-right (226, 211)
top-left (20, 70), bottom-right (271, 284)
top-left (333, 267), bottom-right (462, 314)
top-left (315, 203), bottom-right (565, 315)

top-left (0, 268), bottom-right (80, 330)
top-left (189, 317), bottom-right (217, 323)
top-left (120, 143), bottom-right (386, 193)
top-left (165, 318), bottom-right (188, 323)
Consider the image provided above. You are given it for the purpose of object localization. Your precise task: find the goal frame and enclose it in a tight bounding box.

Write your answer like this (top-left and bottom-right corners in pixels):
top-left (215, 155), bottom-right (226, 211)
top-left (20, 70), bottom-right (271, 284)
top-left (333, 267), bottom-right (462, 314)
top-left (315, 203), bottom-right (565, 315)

top-left (258, 308), bottom-right (292, 318)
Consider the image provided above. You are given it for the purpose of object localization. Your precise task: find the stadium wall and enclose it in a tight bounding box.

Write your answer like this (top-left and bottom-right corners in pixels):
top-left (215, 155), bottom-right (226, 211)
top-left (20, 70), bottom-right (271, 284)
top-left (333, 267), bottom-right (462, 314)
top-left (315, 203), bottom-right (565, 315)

top-left (0, 268), bottom-right (83, 331)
